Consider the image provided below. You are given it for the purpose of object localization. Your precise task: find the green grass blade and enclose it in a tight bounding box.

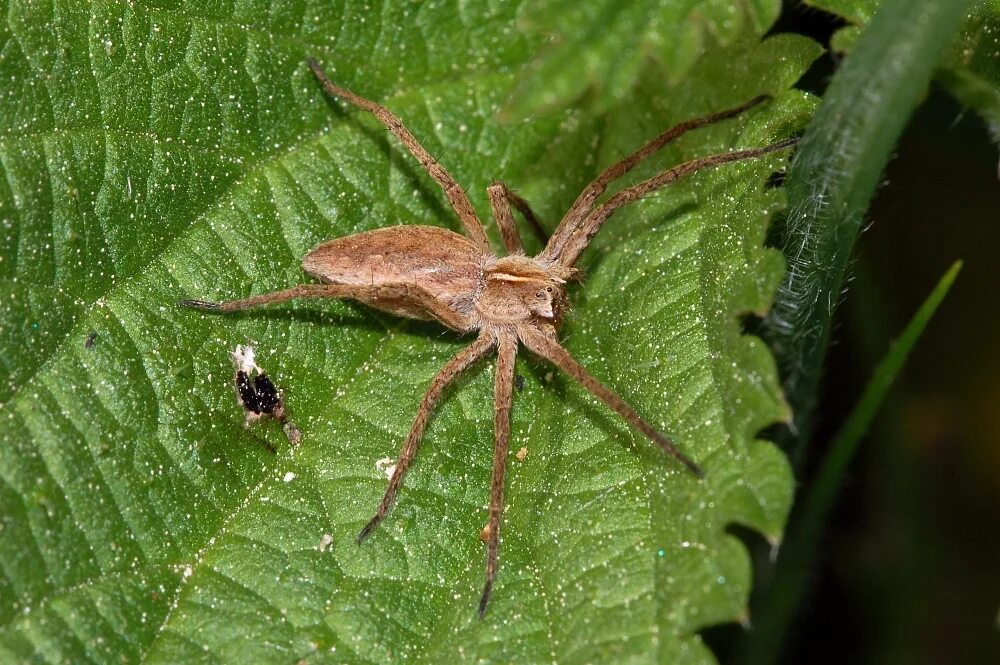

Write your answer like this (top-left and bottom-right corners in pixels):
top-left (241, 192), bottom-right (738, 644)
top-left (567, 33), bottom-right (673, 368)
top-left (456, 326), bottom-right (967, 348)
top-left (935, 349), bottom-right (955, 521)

top-left (810, 263), bottom-right (961, 506)
top-left (760, 0), bottom-right (975, 464)
top-left (742, 260), bottom-right (963, 665)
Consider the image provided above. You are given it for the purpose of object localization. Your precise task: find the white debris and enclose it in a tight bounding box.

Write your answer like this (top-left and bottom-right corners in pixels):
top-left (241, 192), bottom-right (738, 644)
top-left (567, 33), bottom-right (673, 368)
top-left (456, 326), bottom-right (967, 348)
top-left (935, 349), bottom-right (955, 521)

top-left (375, 457), bottom-right (397, 480)
top-left (231, 344), bottom-right (260, 375)
top-left (283, 471), bottom-right (296, 483)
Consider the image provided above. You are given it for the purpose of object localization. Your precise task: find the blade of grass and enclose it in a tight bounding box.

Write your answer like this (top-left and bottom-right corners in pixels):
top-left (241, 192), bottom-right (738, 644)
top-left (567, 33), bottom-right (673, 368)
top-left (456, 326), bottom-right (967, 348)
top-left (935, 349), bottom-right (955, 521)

top-left (760, 0), bottom-right (975, 466)
top-left (741, 260), bottom-right (963, 665)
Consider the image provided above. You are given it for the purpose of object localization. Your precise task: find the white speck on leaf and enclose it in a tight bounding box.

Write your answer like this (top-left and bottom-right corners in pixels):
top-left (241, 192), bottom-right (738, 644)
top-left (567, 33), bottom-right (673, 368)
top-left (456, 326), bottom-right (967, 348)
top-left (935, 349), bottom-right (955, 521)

top-left (375, 457), bottom-right (396, 479)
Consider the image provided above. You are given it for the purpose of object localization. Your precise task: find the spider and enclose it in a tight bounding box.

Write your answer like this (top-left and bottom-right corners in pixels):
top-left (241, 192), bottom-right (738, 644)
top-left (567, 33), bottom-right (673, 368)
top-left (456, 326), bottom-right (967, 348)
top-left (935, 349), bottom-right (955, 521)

top-left (181, 59), bottom-right (797, 617)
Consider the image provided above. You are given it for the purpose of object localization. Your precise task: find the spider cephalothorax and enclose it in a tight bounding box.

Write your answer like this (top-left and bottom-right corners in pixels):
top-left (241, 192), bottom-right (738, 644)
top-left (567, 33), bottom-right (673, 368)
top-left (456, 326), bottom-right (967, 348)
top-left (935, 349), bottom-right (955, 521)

top-left (181, 58), bottom-right (796, 616)
top-left (478, 256), bottom-right (571, 326)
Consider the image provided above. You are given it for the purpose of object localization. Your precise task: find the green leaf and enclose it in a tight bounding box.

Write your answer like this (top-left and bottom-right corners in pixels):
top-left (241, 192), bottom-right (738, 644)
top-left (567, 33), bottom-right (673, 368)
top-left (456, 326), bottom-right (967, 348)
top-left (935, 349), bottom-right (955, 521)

top-left (804, 0), bottom-right (879, 23)
top-left (938, 1), bottom-right (1000, 140)
top-left (502, 0), bottom-right (782, 120)
top-left (807, 0), bottom-right (1000, 138)
top-left (0, 2), bottom-right (817, 662)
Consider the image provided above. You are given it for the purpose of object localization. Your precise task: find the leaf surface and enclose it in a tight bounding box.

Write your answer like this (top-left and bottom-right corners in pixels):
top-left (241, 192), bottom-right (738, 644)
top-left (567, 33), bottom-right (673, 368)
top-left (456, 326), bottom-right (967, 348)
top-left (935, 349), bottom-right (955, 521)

top-left (503, 0), bottom-right (782, 119)
top-left (0, 2), bottom-right (818, 662)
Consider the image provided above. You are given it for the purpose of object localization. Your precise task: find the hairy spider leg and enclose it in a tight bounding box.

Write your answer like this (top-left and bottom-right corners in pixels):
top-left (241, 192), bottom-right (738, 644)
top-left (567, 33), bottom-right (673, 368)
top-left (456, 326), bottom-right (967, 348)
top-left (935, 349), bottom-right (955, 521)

top-left (542, 94), bottom-right (774, 263)
top-left (180, 284), bottom-right (340, 312)
top-left (180, 282), bottom-right (470, 331)
top-left (488, 183), bottom-right (524, 254)
top-left (479, 332), bottom-right (517, 617)
top-left (307, 59), bottom-right (491, 253)
top-left (487, 182), bottom-right (549, 253)
top-left (556, 138), bottom-right (798, 267)
top-left (357, 333), bottom-right (495, 543)
top-left (519, 325), bottom-right (704, 478)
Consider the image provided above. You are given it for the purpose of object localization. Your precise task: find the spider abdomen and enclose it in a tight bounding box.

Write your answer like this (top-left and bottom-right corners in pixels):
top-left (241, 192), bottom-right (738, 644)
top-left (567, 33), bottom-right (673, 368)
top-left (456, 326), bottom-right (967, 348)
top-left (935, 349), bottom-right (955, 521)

top-left (303, 225), bottom-right (486, 328)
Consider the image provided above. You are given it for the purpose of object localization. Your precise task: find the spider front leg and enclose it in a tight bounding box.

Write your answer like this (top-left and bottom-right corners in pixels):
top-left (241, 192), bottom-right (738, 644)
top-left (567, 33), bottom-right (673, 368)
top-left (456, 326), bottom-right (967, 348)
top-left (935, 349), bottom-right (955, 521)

top-left (357, 332), bottom-right (495, 543)
top-left (554, 137), bottom-right (799, 267)
top-left (479, 331), bottom-right (517, 617)
top-left (541, 94), bottom-right (775, 263)
top-left (487, 182), bottom-right (548, 254)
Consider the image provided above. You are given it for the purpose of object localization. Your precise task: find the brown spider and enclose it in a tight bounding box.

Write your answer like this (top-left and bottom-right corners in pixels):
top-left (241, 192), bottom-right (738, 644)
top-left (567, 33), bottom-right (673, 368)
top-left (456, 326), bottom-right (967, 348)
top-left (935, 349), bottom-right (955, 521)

top-left (181, 59), bottom-right (797, 617)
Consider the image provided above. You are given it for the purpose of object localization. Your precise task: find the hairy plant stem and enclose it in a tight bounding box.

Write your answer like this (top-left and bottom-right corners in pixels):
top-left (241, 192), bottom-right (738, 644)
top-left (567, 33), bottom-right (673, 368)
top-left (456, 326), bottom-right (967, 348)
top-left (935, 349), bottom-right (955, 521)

top-left (760, 0), bottom-right (974, 467)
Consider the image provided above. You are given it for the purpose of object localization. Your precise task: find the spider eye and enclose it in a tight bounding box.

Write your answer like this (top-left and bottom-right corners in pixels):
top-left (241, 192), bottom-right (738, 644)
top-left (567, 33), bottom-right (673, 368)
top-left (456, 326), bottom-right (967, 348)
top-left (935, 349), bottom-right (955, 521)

top-left (546, 286), bottom-right (553, 293)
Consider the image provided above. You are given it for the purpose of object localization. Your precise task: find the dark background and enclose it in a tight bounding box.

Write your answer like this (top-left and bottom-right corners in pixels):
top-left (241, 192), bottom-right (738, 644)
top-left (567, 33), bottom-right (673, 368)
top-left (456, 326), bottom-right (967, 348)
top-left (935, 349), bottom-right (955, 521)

top-left (735, 3), bottom-right (1000, 663)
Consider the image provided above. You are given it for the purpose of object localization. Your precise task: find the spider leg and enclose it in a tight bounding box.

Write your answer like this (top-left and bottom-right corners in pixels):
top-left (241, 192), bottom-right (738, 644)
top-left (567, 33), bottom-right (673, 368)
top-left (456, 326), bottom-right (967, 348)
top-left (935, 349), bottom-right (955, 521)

top-left (487, 182), bottom-right (548, 254)
top-left (506, 187), bottom-right (549, 246)
top-left (180, 282), bottom-right (471, 331)
top-left (357, 332), bottom-right (496, 543)
top-left (308, 59), bottom-right (491, 253)
top-left (519, 325), bottom-right (704, 477)
top-left (555, 137), bottom-right (798, 268)
top-left (180, 284), bottom-right (351, 312)
top-left (487, 183), bottom-right (524, 255)
top-left (542, 95), bottom-right (774, 263)
top-left (479, 331), bottom-right (517, 618)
